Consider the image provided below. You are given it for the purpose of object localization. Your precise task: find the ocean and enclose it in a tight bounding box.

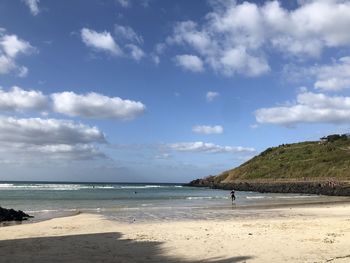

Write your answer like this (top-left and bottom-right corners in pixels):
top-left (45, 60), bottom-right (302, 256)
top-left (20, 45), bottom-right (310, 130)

top-left (0, 182), bottom-right (348, 223)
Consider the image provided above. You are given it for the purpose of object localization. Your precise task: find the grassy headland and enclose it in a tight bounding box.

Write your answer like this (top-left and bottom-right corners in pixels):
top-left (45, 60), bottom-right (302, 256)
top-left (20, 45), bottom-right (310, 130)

top-left (189, 134), bottom-right (350, 195)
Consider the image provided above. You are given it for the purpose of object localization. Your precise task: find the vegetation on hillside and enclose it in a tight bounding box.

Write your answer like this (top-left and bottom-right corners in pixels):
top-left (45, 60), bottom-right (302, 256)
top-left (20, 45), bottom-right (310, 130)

top-left (218, 134), bottom-right (350, 183)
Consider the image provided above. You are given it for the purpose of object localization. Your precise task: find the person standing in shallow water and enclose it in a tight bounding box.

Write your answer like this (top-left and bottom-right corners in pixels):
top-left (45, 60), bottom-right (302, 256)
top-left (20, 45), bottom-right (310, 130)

top-left (230, 189), bottom-right (236, 204)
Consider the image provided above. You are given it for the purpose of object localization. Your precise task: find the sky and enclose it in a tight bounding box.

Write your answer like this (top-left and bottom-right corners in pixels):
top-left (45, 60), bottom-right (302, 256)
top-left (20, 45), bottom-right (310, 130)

top-left (1, 0), bottom-right (350, 182)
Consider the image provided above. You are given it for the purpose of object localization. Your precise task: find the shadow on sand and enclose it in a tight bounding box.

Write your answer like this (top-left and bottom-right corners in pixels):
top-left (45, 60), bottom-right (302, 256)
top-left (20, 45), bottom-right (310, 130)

top-left (0, 232), bottom-right (252, 263)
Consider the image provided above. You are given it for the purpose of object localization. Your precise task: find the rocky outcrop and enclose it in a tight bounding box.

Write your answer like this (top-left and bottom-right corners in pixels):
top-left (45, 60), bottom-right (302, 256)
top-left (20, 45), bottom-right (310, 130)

top-left (187, 179), bottom-right (350, 196)
top-left (0, 207), bottom-right (33, 222)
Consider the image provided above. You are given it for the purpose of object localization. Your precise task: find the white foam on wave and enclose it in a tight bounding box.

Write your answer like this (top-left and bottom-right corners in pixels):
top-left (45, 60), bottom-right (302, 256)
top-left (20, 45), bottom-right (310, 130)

top-left (0, 184), bottom-right (86, 191)
top-left (186, 196), bottom-right (228, 200)
top-left (275, 195), bottom-right (319, 199)
top-left (0, 183), bottom-right (185, 191)
top-left (120, 185), bottom-right (163, 189)
top-left (246, 196), bottom-right (272, 200)
top-left (0, 183), bottom-right (119, 191)
top-left (246, 195), bottom-right (318, 200)
top-left (0, 183), bottom-right (15, 188)
top-left (26, 208), bottom-right (78, 213)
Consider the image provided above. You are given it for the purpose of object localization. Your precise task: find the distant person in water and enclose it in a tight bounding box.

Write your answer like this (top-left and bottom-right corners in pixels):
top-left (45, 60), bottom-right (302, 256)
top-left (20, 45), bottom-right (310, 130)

top-left (230, 189), bottom-right (236, 203)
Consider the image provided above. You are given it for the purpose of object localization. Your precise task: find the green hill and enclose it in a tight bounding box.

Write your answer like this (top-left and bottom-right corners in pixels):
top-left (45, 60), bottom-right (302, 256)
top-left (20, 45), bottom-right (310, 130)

top-left (216, 134), bottom-right (350, 183)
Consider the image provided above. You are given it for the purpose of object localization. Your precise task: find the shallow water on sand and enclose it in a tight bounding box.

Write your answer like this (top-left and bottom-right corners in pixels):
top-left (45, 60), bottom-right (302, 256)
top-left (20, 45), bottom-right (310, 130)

top-left (0, 182), bottom-right (348, 223)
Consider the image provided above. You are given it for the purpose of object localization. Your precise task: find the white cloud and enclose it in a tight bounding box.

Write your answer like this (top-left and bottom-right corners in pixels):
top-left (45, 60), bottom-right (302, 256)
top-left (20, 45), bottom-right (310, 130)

top-left (0, 87), bottom-right (146, 120)
top-left (0, 34), bottom-right (34, 58)
top-left (286, 56), bottom-right (350, 91)
top-left (0, 117), bottom-right (106, 145)
top-left (174, 54), bottom-right (204, 72)
top-left (81, 28), bottom-right (122, 56)
top-left (154, 153), bottom-right (171, 160)
top-left (0, 32), bottom-right (35, 77)
top-left (255, 91), bottom-right (350, 126)
top-left (219, 46), bottom-right (270, 76)
top-left (150, 43), bottom-right (165, 65)
top-left (154, 43), bottom-right (165, 54)
top-left (311, 57), bottom-right (350, 91)
top-left (0, 55), bottom-right (15, 74)
top-left (22, 0), bottom-right (40, 16)
top-left (0, 117), bottom-right (107, 161)
top-left (114, 24), bottom-right (143, 44)
top-left (126, 44), bottom-right (145, 61)
top-left (116, 0), bottom-right (130, 8)
top-left (113, 25), bottom-right (145, 61)
top-left (0, 143), bottom-right (106, 163)
top-left (151, 54), bottom-right (160, 65)
top-left (192, 125), bottom-right (223, 135)
top-left (81, 26), bottom-right (146, 61)
top-left (30, 144), bottom-right (106, 161)
top-left (0, 86), bottom-right (48, 112)
top-left (51, 91), bottom-right (146, 120)
top-left (167, 0), bottom-right (350, 76)
top-left (169, 141), bottom-right (255, 154)
top-left (18, 66), bottom-right (28, 78)
top-left (206, 91), bottom-right (219, 102)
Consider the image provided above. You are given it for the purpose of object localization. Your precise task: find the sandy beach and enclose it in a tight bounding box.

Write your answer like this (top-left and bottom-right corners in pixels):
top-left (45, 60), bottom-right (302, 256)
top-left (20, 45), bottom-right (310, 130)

top-left (0, 204), bottom-right (349, 263)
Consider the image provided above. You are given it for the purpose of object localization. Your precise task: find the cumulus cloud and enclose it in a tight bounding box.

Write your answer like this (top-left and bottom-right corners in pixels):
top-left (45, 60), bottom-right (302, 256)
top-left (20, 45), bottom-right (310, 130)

top-left (0, 31), bottom-right (35, 76)
top-left (167, 0), bottom-right (350, 76)
top-left (116, 0), bottom-right (130, 8)
top-left (22, 0), bottom-right (40, 16)
top-left (126, 44), bottom-right (145, 61)
top-left (154, 153), bottom-right (171, 160)
top-left (169, 141), bottom-right (255, 154)
top-left (285, 57), bottom-right (350, 91)
top-left (174, 54), bottom-right (204, 72)
top-left (0, 87), bottom-right (146, 120)
top-left (192, 125), bottom-right (223, 135)
top-left (255, 91), bottom-right (350, 126)
top-left (151, 54), bottom-right (160, 65)
top-left (312, 57), bottom-right (350, 91)
top-left (81, 26), bottom-right (145, 61)
top-left (81, 28), bottom-right (122, 56)
top-left (0, 55), bottom-right (15, 75)
top-left (0, 34), bottom-right (34, 58)
top-left (206, 91), bottom-right (219, 102)
top-left (0, 116), bottom-right (107, 161)
top-left (218, 46), bottom-right (270, 76)
top-left (114, 25), bottom-right (145, 61)
top-left (51, 91), bottom-right (146, 120)
top-left (150, 43), bottom-right (165, 65)
top-left (0, 117), bottom-right (106, 145)
top-left (114, 24), bottom-right (143, 44)
top-left (0, 86), bottom-right (48, 112)
top-left (18, 66), bottom-right (28, 78)
top-left (29, 144), bottom-right (107, 161)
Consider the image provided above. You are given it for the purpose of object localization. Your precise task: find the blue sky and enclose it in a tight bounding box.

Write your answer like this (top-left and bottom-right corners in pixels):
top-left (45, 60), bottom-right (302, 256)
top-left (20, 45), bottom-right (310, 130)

top-left (1, 0), bottom-right (350, 182)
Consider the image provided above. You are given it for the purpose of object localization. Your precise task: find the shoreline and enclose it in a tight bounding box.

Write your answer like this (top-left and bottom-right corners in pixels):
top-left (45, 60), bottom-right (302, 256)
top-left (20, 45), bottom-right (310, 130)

top-left (0, 197), bottom-right (350, 229)
top-left (5, 200), bottom-right (350, 226)
top-left (0, 203), bottom-right (350, 262)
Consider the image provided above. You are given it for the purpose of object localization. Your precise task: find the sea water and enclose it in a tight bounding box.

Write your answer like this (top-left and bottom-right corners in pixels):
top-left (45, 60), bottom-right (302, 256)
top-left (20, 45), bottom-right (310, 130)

top-left (0, 182), bottom-right (348, 223)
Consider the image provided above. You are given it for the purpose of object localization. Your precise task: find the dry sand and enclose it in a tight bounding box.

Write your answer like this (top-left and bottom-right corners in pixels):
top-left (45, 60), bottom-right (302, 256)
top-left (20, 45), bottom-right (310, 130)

top-left (0, 204), bottom-right (350, 262)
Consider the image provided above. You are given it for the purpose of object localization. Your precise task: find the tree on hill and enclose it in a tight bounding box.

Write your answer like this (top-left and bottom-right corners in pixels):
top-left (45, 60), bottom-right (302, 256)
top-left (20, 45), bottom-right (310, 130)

top-left (320, 134), bottom-right (349, 142)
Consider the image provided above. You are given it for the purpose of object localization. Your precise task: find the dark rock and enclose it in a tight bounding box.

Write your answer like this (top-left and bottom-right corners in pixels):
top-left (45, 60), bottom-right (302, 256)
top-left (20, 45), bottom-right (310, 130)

top-left (0, 207), bottom-right (33, 222)
top-left (187, 179), bottom-right (350, 196)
